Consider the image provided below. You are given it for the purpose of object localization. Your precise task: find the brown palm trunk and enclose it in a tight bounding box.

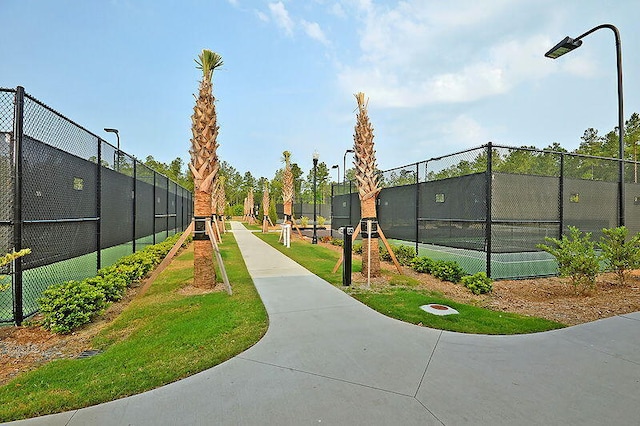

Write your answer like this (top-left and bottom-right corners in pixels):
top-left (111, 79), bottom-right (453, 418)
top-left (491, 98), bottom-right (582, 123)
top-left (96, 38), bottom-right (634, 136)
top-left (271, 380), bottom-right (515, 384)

top-left (194, 190), bottom-right (215, 287)
top-left (360, 198), bottom-right (380, 277)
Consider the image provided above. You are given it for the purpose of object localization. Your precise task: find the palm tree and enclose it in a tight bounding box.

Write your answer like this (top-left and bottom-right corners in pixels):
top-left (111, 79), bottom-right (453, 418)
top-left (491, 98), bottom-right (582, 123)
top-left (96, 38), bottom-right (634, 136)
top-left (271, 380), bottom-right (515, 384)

top-left (189, 49), bottom-right (223, 288)
top-left (262, 181), bottom-right (270, 233)
top-left (353, 92), bottom-right (381, 277)
top-left (282, 151), bottom-right (294, 224)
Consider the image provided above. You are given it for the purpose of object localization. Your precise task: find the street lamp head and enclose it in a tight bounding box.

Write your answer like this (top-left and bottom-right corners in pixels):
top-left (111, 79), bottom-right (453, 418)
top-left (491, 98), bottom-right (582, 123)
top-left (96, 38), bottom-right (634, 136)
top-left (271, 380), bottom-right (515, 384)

top-left (313, 150), bottom-right (319, 165)
top-left (331, 164), bottom-right (338, 169)
top-left (545, 36), bottom-right (583, 59)
top-left (346, 149), bottom-right (354, 154)
top-left (104, 128), bottom-right (119, 135)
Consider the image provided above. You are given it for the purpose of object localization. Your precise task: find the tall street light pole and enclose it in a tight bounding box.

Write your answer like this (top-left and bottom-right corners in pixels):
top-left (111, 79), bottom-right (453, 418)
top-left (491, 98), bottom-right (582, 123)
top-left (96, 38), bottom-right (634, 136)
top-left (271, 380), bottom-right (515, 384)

top-left (343, 149), bottom-right (354, 183)
top-left (330, 164), bottom-right (339, 239)
top-left (312, 151), bottom-right (319, 244)
top-left (545, 24), bottom-right (625, 226)
top-left (104, 128), bottom-right (120, 171)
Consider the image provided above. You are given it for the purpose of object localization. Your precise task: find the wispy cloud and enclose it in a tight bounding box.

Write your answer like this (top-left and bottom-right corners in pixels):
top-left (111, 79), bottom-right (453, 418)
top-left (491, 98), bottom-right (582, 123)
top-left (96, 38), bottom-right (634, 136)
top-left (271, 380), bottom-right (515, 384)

top-left (268, 1), bottom-right (294, 36)
top-left (301, 19), bottom-right (330, 46)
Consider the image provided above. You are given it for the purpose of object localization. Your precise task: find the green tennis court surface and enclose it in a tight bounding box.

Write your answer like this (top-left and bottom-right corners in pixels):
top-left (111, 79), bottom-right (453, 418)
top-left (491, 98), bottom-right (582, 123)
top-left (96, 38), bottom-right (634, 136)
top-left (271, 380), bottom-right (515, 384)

top-left (387, 239), bottom-right (558, 279)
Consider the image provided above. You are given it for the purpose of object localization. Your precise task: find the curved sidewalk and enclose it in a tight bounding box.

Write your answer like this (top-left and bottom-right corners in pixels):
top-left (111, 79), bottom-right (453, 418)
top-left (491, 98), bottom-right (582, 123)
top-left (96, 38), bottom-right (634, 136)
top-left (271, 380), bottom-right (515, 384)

top-left (7, 222), bottom-right (640, 425)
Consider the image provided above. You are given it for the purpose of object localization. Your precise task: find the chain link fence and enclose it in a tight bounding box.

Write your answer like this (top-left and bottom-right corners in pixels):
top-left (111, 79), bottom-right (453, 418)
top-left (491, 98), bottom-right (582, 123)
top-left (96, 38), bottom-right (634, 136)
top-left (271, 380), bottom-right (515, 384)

top-left (332, 143), bottom-right (639, 279)
top-left (1, 87), bottom-right (192, 324)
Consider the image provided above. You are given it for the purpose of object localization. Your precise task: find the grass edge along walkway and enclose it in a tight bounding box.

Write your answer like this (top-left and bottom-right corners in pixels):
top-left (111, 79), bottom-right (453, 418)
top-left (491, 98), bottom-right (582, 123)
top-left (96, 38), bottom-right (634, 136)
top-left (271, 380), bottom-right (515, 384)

top-left (0, 234), bottom-right (268, 423)
top-left (256, 232), bottom-right (565, 335)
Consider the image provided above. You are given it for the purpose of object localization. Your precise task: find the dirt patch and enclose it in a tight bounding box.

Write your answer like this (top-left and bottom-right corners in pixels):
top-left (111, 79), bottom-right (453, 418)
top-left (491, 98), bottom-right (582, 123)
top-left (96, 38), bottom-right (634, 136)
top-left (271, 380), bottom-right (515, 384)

top-left (0, 281), bottom-right (142, 386)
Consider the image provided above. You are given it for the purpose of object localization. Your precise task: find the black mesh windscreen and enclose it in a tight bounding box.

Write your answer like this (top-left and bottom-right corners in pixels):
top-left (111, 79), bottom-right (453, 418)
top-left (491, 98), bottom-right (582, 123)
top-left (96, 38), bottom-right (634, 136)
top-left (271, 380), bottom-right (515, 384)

top-left (419, 173), bottom-right (486, 251)
top-left (23, 221), bottom-right (98, 269)
top-left (22, 136), bottom-right (97, 221)
top-left (490, 173), bottom-right (560, 253)
top-left (419, 173), bottom-right (486, 220)
top-left (563, 178), bottom-right (617, 238)
top-left (624, 181), bottom-right (640, 236)
top-left (21, 137), bottom-right (98, 268)
top-left (378, 184), bottom-right (416, 241)
top-left (155, 173), bottom-right (168, 234)
top-left (176, 187), bottom-right (184, 230)
top-left (101, 167), bottom-right (134, 249)
top-left (135, 163), bottom-right (154, 240)
top-left (168, 181), bottom-right (177, 231)
top-left (419, 220), bottom-right (486, 251)
top-left (492, 174), bottom-right (560, 221)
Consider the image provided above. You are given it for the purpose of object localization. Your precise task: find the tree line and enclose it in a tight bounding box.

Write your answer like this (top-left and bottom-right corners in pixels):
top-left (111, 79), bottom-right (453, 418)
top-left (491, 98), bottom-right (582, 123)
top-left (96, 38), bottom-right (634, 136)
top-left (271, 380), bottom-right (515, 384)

top-left (142, 112), bottom-right (640, 212)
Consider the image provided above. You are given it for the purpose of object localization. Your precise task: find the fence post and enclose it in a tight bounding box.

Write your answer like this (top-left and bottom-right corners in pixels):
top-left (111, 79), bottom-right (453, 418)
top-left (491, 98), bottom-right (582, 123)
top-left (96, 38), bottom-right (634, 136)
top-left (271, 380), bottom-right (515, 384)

top-left (132, 160), bottom-right (137, 252)
top-left (559, 153), bottom-right (564, 238)
top-left (96, 138), bottom-right (102, 270)
top-left (12, 86), bottom-right (25, 325)
top-left (152, 172), bottom-right (157, 245)
top-left (485, 143), bottom-right (493, 278)
top-left (415, 162), bottom-right (420, 256)
top-left (619, 157), bottom-right (625, 227)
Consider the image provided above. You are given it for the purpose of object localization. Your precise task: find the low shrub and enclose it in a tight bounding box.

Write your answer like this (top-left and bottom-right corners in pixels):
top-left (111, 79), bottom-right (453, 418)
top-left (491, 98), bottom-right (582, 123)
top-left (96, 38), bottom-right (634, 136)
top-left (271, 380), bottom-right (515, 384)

top-left (379, 244), bottom-right (416, 266)
top-left (409, 256), bottom-right (465, 283)
top-left (461, 272), bottom-right (493, 294)
top-left (330, 238), bottom-right (344, 247)
top-left (39, 280), bottom-right (107, 334)
top-left (409, 256), bottom-right (435, 273)
top-left (85, 275), bottom-right (127, 302)
top-left (537, 226), bottom-right (600, 292)
top-left (299, 216), bottom-right (309, 227)
top-left (598, 226), bottom-right (640, 285)
top-left (431, 260), bottom-right (465, 283)
top-left (352, 242), bottom-right (363, 254)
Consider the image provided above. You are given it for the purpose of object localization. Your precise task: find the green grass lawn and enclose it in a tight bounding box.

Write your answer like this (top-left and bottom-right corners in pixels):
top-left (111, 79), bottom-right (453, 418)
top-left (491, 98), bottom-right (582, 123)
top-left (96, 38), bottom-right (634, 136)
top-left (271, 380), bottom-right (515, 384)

top-left (257, 232), bottom-right (361, 285)
top-left (256, 233), bottom-right (565, 335)
top-left (0, 234), bottom-right (267, 423)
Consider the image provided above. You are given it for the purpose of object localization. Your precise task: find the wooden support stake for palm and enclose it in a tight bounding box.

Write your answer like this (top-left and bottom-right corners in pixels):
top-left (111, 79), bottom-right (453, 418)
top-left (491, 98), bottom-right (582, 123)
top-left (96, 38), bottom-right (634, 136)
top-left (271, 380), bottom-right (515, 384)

top-left (206, 219), bottom-right (232, 295)
top-left (330, 222), bottom-right (402, 275)
top-left (138, 222), bottom-right (194, 297)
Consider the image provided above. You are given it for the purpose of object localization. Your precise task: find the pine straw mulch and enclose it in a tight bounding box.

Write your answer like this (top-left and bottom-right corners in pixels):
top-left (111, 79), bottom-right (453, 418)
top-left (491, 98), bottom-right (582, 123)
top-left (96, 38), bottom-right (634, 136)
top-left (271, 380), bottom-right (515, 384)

top-left (2, 239), bottom-right (640, 387)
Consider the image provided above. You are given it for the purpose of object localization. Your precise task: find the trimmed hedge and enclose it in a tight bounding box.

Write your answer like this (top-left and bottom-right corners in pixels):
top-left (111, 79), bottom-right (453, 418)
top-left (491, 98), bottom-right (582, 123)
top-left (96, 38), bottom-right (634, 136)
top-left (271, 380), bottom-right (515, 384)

top-left (38, 233), bottom-right (189, 334)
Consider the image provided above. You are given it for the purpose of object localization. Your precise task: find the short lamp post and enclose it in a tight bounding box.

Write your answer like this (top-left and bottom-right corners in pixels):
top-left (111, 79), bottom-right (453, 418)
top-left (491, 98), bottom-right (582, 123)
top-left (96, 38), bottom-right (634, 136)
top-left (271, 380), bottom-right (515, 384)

top-left (545, 24), bottom-right (625, 226)
top-left (312, 151), bottom-right (319, 244)
top-left (104, 128), bottom-right (120, 171)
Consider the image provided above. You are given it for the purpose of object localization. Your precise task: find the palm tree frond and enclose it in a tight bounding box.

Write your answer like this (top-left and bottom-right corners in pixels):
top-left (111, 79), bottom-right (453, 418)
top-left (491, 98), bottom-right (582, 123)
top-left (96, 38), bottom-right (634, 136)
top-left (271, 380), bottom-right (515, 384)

top-left (195, 49), bottom-right (224, 80)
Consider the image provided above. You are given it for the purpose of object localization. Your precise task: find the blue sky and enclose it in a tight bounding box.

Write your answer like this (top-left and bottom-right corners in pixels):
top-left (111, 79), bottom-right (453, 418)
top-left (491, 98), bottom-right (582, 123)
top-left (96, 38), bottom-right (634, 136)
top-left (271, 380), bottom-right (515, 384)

top-left (2, 0), bottom-right (639, 181)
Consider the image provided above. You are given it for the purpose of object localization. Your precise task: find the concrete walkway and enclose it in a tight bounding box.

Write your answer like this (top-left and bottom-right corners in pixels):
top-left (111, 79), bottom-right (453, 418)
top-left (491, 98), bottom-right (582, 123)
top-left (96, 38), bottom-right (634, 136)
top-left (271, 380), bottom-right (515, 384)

top-left (7, 222), bottom-right (640, 425)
